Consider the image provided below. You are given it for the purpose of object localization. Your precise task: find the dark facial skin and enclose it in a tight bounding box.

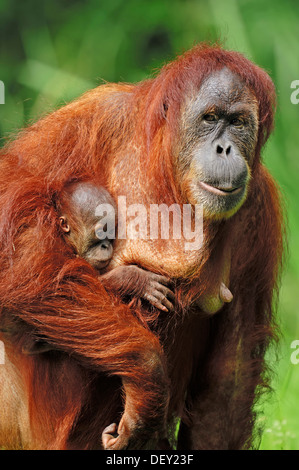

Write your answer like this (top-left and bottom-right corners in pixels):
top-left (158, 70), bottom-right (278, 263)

top-left (179, 68), bottom-right (258, 219)
top-left (60, 184), bottom-right (116, 270)
top-left (60, 214), bottom-right (115, 271)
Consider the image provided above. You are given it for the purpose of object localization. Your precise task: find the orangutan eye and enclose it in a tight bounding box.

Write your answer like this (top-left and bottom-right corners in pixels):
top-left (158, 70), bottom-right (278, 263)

top-left (231, 117), bottom-right (245, 128)
top-left (203, 113), bottom-right (218, 123)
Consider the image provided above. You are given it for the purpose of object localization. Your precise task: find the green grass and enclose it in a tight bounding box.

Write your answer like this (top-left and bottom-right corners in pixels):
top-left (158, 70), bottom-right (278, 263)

top-left (258, 331), bottom-right (299, 450)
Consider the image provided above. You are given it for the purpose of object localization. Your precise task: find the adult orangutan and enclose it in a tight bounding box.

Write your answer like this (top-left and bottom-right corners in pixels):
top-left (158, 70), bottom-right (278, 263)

top-left (0, 43), bottom-right (284, 450)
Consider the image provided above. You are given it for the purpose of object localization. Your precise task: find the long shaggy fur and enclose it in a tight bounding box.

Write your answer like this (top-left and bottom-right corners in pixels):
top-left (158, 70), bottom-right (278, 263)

top-left (0, 43), bottom-right (284, 449)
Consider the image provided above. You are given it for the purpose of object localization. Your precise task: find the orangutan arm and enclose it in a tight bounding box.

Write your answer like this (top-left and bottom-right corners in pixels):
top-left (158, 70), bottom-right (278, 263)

top-left (101, 265), bottom-right (175, 312)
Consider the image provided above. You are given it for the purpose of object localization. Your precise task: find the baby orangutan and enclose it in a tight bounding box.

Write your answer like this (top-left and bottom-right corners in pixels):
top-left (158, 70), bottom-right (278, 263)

top-left (21, 181), bottom-right (232, 356)
top-left (58, 181), bottom-right (176, 312)
top-left (58, 182), bottom-right (233, 315)
top-left (19, 182), bottom-right (175, 356)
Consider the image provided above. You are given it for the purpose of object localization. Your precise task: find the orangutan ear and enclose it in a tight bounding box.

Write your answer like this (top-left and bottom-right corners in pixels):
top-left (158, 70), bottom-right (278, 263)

top-left (59, 216), bottom-right (70, 233)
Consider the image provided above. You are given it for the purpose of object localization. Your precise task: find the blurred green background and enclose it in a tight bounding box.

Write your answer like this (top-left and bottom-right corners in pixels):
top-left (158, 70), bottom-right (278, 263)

top-left (0, 0), bottom-right (298, 450)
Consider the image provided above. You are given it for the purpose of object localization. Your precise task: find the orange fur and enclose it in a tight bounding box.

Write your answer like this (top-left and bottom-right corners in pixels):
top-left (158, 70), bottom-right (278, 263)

top-left (0, 43), bottom-right (284, 449)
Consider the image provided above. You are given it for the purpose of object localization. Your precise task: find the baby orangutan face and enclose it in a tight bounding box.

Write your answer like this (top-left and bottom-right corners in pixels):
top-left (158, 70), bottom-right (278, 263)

top-left (59, 183), bottom-right (116, 271)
